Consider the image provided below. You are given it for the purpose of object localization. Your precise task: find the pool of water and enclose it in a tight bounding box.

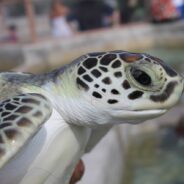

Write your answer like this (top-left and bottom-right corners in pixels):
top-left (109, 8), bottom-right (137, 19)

top-left (122, 123), bottom-right (184, 184)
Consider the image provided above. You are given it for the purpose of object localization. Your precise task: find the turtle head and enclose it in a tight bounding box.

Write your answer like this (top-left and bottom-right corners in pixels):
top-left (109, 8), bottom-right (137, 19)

top-left (74, 51), bottom-right (183, 126)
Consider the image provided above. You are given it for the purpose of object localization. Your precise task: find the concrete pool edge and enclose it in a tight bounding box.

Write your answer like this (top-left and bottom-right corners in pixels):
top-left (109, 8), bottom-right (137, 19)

top-left (0, 20), bottom-right (184, 73)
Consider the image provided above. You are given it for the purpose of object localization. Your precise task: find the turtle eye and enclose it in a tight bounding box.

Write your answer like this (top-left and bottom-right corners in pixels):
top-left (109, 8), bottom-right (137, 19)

top-left (131, 68), bottom-right (151, 86)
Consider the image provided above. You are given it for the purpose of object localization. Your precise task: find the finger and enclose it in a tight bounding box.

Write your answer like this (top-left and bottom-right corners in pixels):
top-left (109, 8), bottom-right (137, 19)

top-left (69, 159), bottom-right (85, 184)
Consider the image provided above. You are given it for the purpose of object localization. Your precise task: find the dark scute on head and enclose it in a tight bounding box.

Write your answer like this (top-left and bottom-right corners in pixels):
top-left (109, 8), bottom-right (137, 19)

top-left (83, 74), bottom-right (93, 82)
top-left (128, 91), bottom-right (143, 100)
top-left (94, 84), bottom-right (99, 88)
top-left (150, 81), bottom-right (177, 102)
top-left (16, 106), bottom-right (32, 113)
top-left (17, 117), bottom-right (32, 127)
top-left (78, 66), bottom-right (86, 75)
top-left (145, 57), bottom-right (151, 62)
top-left (21, 98), bottom-right (40, 105)
top-left (112, 60), bottom-right (121, 68)
top-left (88, 52), bottom-right (106, 57)
top-left (5, 103), bottom-right (17, 111)
top-left (91, 69), bottom-right (102, 78)
top-left (102, 88), bottom-right (106, 92)
top-left (83, 58), bottom-right (98, 69)
top-left (14, 98), bottom-right (20, 101)
top-left (108, 99), bottom-right (118, 104)
top-left (102, 77), bottom-right (112, 85)
top-left (76, 77), bottom-right (89, 91)
top-left (122, 80), bottom-right (131, 89)
top-left (0, 135), bottom-right (4, 144)
top-left (92, 91), bottom-right (102, 99)
top-left (99, 66), bottom-right (108, 72)
top-left (146, 54), bottom-right (177, 77)
top-left (33, 111), bottom-right (42, 118)
top-left (100, 54), bottom-right (117, 65)
top-left (2, 112), bottom-right (10, 117)
top-left (114, 71), bottom-right (122, 78)
top-left (120, 52), bottom-right (143, 63)
top-left (111, 89), bottom-right (120, 95)
top-left (4, 129), bottom-right (20, 140)
top-left (0, 123), bottom-right (12, 129)
top-left (4, 115), bottom-right (18, 121)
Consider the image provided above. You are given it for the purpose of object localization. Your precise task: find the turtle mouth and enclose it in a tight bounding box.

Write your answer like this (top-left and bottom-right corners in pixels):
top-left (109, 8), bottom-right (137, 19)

top-left (110, 109), bottom-right (167, 121)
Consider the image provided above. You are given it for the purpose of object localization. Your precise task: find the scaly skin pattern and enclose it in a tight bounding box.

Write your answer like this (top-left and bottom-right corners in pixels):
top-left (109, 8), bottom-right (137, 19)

top-left (43, 50), bottom-right (183, 126)
top-left (0, 50), bottom-right (183, 184)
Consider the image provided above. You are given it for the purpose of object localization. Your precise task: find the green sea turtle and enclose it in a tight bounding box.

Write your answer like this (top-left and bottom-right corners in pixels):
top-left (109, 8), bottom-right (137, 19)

top-left (0, 50), bottom-right (183, 184)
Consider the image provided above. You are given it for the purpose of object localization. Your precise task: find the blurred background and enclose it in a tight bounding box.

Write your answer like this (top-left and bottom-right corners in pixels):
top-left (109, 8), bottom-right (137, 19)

top-left (0, 0), bottom-right (184, 184)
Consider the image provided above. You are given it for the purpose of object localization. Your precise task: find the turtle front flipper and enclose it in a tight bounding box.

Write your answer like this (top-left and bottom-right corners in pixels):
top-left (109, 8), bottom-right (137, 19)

top-left (0, 93), bottom-right (52, 169)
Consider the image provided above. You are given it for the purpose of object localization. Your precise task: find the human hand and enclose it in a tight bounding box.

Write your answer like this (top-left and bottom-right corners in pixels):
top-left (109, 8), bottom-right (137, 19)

top-left (69, 159), bottom-right (85, 184)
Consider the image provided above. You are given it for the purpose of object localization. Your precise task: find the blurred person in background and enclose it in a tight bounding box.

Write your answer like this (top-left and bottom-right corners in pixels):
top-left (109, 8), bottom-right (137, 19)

top-left (172, 0), bottom-right (184, 19)
top-left (0, 24), bottom-right (18, 43)
top-left (67, 0), bottom-right (115, 32)
top-left (150, 0), bottom-right (180, 23)
top-left (118, 0), bottom-right (139, 23)
top-left (50, 0), bottom-right (73, 38)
